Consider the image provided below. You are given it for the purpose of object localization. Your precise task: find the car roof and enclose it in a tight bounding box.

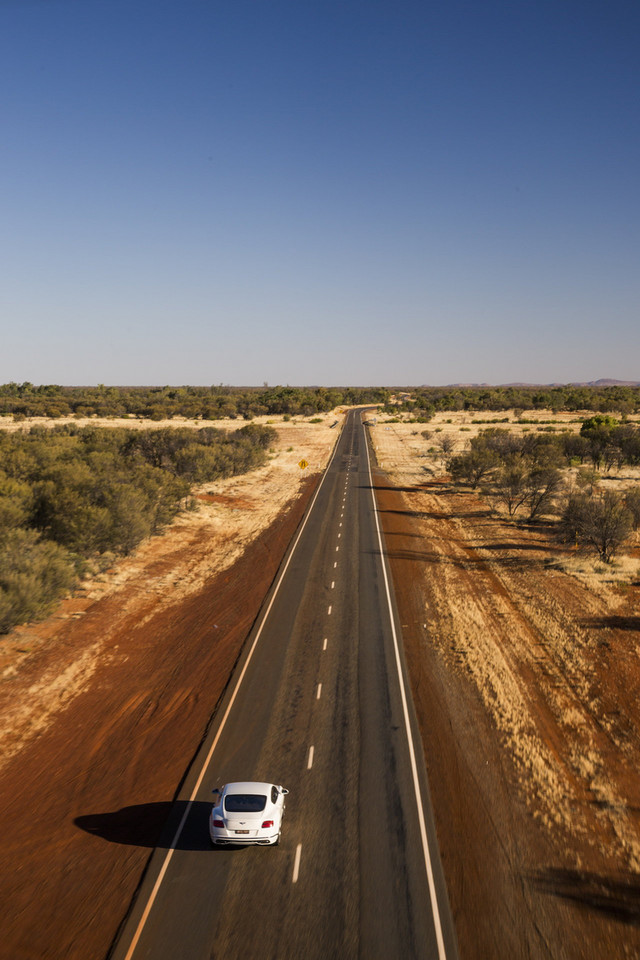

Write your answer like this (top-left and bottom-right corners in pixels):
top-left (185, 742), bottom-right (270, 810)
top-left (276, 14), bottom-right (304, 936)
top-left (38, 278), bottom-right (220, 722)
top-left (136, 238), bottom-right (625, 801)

top-left (223, 781), bottom-right (274, 794)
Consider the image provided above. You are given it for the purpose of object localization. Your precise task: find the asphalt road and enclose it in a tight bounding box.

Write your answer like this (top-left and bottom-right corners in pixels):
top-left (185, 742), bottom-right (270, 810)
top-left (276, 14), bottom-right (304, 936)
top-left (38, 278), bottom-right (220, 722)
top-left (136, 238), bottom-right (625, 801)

top-left (110, 410), bottom-right (459, 960)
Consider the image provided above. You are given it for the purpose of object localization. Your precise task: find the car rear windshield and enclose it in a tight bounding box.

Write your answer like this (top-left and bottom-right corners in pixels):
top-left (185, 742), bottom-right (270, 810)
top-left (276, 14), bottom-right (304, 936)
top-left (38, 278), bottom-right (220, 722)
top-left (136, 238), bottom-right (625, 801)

top-left (224, 794), bottom-right (267, 813)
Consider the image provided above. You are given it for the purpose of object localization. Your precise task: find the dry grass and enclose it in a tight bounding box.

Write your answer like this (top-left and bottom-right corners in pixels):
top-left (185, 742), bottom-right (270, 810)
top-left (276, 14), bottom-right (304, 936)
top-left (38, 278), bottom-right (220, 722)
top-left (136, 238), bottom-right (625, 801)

top-left (371, 407), bottom-right (640, 579)
top-left (371, 409), bottom-right (640, 872)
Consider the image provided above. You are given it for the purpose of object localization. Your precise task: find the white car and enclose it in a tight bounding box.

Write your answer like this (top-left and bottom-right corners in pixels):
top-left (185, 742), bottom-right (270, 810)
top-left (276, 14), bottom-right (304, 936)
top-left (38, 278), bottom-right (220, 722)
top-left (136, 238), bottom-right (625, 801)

top-left (209, 781), bottom-right (289, 846)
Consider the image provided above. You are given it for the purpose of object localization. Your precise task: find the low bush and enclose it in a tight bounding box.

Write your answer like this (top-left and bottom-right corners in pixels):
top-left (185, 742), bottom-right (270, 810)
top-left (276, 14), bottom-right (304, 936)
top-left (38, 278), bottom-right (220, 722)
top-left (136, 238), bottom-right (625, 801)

top-left (0, 529), bottom-right (76, 634)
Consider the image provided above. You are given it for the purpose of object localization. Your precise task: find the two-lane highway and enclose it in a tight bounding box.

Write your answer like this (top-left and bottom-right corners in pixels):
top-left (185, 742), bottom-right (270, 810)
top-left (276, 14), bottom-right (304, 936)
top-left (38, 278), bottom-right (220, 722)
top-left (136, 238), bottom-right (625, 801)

top-left (110, 410), bottom-right (458, 960)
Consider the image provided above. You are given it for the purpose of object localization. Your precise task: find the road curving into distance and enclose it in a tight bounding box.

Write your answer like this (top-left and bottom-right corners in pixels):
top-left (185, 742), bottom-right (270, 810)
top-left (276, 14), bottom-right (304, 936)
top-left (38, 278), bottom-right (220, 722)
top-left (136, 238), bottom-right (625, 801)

top-left (110, 409), bottom-right (459, 960)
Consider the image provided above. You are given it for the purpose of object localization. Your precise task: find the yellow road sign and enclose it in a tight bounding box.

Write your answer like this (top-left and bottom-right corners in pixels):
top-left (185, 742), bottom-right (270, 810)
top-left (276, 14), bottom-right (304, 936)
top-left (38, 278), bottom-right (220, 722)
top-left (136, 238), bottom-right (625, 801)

top-left (298, 459), bottom-right (308, 469)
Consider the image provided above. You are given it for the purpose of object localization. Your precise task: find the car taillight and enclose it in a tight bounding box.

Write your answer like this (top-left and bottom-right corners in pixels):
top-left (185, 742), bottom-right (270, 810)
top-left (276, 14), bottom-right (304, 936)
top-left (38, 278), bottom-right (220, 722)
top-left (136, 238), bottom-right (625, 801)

top-left (212, 819), bottom-right (224, 827)
top-left (261, 820), bottom-right (274, 829)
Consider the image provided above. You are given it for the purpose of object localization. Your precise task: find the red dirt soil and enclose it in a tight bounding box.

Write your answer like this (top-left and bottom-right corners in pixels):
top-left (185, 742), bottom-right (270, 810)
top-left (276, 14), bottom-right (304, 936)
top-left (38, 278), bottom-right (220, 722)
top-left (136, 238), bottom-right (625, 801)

top-left (0, 479), bottom-right (317, 960)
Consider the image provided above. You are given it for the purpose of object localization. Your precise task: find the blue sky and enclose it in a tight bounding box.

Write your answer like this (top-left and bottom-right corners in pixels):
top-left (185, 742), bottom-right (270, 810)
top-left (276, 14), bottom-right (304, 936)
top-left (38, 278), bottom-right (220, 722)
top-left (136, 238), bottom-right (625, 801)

top-left (1, 0), bottom-right (638, 386)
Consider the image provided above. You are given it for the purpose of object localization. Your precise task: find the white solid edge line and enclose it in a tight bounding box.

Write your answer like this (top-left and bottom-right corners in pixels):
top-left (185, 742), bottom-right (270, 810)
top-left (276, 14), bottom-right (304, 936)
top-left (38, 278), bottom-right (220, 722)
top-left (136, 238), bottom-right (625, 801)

top-left (121, 418), bottom-right (346, 960)
top-left (362, 424), bottom-right (448, 960)
top-left (292, 843), bottom-right (302, 883)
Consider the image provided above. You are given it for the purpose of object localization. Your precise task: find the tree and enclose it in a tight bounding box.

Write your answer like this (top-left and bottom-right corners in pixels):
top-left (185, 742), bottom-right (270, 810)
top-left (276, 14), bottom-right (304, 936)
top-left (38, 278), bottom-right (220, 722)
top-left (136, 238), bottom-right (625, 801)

top-left (562, 433), bottom-right (590, 465)
top-left (486, 463), bottom-right (529, 517)
top-left (449, 447), bottom-right (499, 488)
top-left (624, 487), bottom-right (640, 531)
top-left (580, 415), bottom-right (620, 471)
top-left (483, 460), bottom-right (563, 521)
top-left (523, 466), bottom-right (563, 521)
top-left (560, 491), bottom-right (633, 563)
top-left (478, 428), bottom-right (524, 459)
top-left (436, 433), bottom-right (456, 462)
top-left (575, 467), bottom-right (600, 497)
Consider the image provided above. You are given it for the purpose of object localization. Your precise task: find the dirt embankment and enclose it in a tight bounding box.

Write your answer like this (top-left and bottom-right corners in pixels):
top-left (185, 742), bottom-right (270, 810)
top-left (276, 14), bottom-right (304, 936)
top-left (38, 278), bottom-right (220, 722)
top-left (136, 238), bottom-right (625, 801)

top-left (371, 414), bottom-right (640, 960)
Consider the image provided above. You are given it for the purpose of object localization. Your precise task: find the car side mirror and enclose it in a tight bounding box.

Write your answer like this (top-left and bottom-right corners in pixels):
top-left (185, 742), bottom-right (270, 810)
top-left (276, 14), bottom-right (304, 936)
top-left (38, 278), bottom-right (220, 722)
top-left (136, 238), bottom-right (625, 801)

top-left (281, 787), bottom-right (289, 795)
top-left (212, 787), bottom-right (220, 794)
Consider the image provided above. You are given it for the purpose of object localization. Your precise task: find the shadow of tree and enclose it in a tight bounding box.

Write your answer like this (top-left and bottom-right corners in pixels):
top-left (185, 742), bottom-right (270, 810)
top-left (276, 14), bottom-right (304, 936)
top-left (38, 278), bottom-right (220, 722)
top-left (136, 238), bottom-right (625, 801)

top-left (375, 547), bottom-right (546, 571)
top-left (481, 541), bottom-right (552, 553)
top-left (378, 549), bottom-right (443, 564)
top-left (376, 507), bottom-right (492, 521)
top-left (583, 616), bottom-right (640, 632)
top-left (529, 868), bottom-right (640, 925)
top-left (363, 484), bottom-right (427, 493)
top-left (383, 529), bottom-right (425, 539)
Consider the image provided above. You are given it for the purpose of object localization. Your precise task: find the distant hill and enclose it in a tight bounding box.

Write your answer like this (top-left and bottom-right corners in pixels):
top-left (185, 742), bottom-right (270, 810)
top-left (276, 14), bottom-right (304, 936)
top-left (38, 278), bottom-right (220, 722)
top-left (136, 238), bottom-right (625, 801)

top-left (577, 379), bottom-right (640, 387)
top-left (427, 379), bottom-right (640, 388)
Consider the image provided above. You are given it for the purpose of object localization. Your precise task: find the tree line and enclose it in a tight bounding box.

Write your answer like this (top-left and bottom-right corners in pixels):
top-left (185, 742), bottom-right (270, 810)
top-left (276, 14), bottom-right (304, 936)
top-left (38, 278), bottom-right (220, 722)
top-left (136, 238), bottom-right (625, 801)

top-left (0, 423), bottom-right (276, 634)
top-left (3, 382), bottom-right (639, 421)
top-left (445, 417), bottom-right (640, 562)
top-left (385, 384), bottom-right (640, 418)
top-left (0, 383), bottom-right (390, 421)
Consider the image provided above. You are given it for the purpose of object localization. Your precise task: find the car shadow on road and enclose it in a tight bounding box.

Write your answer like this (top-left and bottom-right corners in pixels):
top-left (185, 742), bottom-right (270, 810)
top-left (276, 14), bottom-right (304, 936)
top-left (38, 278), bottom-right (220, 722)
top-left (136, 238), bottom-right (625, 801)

top-left (74, 800), bottom-right (239, 853)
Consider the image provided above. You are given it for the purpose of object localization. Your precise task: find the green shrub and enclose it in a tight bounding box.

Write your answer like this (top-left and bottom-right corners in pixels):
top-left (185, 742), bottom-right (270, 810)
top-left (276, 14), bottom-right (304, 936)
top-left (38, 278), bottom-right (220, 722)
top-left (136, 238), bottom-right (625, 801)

top-left (0, 421), bottom-right (281, 630)
top-left (0, 529), bottom-right (76, 633)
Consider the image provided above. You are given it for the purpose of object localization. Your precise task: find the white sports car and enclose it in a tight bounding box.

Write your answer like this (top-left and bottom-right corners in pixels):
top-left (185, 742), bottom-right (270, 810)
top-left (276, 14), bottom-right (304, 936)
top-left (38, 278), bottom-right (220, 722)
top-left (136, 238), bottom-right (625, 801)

top-left (209, 781), bottom-right (289, 846)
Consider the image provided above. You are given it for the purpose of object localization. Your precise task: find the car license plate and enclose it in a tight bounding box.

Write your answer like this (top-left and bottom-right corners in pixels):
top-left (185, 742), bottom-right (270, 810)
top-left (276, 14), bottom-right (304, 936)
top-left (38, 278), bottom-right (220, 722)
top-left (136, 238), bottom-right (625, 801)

top-left (235, 829), bottom-right (249, 834)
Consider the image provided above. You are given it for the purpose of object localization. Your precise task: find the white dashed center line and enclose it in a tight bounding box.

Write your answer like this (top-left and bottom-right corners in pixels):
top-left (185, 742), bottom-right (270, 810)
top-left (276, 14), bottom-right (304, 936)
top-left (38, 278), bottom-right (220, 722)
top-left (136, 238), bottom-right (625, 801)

top-left (307, 745), bottom-right (314, 769)
top-left (323, 637), bottom-right (328, 650)
top-left (328, 605), bottom-right (332, 615)
top-left (316, 683), bottom-right (322, 699)
top-left (292, 843), bottom-right (302, 883)
top-left (331, 581), bottom-right (335, 589)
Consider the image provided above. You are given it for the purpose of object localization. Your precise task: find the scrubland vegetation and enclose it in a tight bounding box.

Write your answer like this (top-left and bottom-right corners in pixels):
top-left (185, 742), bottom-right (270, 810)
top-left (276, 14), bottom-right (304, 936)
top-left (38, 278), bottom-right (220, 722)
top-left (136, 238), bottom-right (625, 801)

top-left (3, 382), bottom-right (640, 422)
top-left (443, 414), bottom-right (640, 564)
top-left (3, 380), bottom-right (640, 635)
top-left (0, 423), bottom-right (276, 633)
top-left (0, 383), bottom-right (388, 420)
top-left (384, 383), bottom-right (640, 417)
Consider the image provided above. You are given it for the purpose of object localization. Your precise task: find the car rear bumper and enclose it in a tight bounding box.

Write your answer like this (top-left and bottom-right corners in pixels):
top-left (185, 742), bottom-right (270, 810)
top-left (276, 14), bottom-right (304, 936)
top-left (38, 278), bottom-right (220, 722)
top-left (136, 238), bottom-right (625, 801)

top-left (209, 821), bottom-right (280, 845)
top-left (210, 831), bottom-right (278, 846)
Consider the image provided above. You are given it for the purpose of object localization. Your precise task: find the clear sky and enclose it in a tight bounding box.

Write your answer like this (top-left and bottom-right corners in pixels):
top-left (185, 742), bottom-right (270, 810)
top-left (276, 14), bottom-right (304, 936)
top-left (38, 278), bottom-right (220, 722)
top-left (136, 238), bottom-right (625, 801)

top-left (1, 0), bottom-right (638, 386)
